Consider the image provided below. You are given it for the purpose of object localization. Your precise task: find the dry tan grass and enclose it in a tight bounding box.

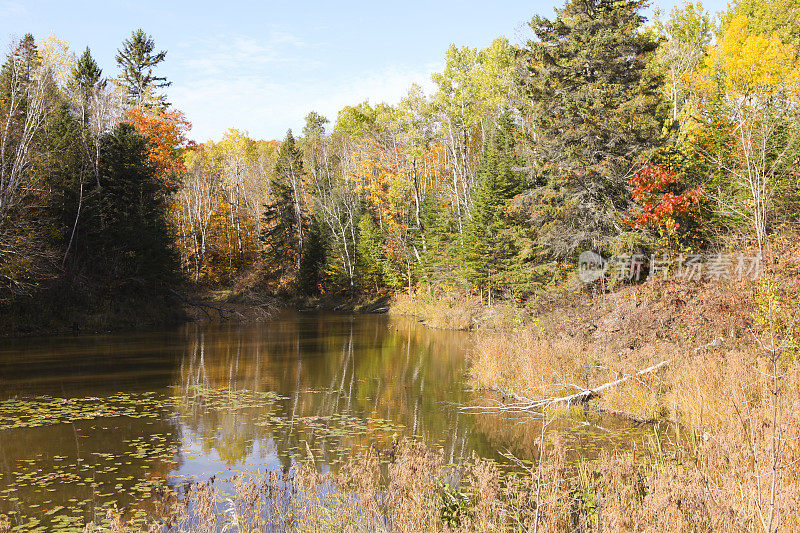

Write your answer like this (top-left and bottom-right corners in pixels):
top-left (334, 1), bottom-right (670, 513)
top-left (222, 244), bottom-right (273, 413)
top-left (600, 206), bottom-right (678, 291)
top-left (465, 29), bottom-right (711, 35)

top-left (467, 262), bottom-right (800, 531)
top-left (11, 417), bottom-right (799, 532)
top-left (470, 330), bottom-right (672, 421)
top-left (390, 292), bottom-right (523, 331)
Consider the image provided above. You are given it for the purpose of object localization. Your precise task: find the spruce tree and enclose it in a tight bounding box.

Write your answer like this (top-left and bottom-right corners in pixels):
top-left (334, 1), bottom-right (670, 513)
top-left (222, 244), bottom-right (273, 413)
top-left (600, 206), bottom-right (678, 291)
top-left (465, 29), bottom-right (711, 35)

top-left (517, 0), bottom-right (670, 257)
top-left (357, 213), bottom-right (387, 293)
top-left (13, 33), bottom-right (38, 78)
top-left (0, 33), bottom-right (40, 122)
top-left (297, 216), bottom-right (328, 296)
top-left (43, 101), bottom-right (88, 257)
top-left (115, 29), bottom-right (171, 109)
top-left (461, 113), bottom-right (524, 302)
top-left (70, 47), bottom-right (104, 128)
top-left (71, 47), bottom-right (103, 94)
top-left (260, 180), bottom-right (301, 274)
top-left (94, 123), bottom-right (176, 283)
top-left (260, 130), bottom-right (306, 277)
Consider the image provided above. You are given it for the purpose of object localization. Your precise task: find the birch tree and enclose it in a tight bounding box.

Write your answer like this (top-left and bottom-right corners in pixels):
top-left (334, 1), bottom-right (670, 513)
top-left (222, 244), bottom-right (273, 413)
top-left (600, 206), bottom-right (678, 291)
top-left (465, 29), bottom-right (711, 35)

top-left (0, 36), bottom-right (49, 292)
top-left (694, 14), bottom-right (800, 253)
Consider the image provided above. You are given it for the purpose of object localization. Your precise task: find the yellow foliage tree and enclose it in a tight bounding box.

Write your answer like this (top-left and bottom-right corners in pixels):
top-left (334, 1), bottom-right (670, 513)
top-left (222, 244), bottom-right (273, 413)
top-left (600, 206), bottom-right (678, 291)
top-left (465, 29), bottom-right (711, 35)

top-left (705, 15), bottom-right (800, 98)
top-left (36, 34), bottom-right (74, 88)
top-left (693, 14), bottom-right (800, 251)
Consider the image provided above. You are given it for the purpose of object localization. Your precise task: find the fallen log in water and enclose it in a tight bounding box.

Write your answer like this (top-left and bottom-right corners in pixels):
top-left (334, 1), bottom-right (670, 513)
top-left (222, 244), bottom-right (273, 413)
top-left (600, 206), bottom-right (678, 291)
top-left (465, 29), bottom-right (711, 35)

top-left (169, 289), bottom-right (243, 321)
top-left (465, 359), bottom-right (671, 414)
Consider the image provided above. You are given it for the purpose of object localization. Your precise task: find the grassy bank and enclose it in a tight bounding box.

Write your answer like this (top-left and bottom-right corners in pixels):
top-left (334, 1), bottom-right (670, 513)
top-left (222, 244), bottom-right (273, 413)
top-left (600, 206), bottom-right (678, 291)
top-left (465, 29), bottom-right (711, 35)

top-left (435, 242), bottom-right (800, 529)
top-left (390, 292), bottom-right (525, 331)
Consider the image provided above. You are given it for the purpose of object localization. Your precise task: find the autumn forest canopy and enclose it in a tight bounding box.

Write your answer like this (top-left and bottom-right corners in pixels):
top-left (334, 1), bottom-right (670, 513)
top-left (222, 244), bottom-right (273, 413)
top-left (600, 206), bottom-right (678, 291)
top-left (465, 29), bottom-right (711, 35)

top-left (2, 0), bottom-right (800, 327)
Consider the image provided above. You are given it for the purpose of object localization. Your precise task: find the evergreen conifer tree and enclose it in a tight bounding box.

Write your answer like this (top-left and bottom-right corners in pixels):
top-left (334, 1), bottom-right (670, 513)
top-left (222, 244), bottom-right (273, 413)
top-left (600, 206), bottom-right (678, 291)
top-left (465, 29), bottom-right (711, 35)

top-left (297, 216), bottom-right (328, 296)
top-left (72, 47), bottom-right (103, 93)
top-left (94, 123), bottom-right (176, 283)
top-left (115, 29), bottom-right (170, 109)
top-left (260, 181), bottom-right (301, 272)
top-left (260, 130), bottom-right (306, 277)
top-left (517, 0), bottom-right (670, 257)
top-left (70, 47), bottom-right (104, 128)
top-left (12, 33), bottom-right (38, 78)
top-left (0, 33), bottom-right (40, 121)
top-left (357, 213), bottom-right (386, 293)
top-left (43, 101), bottom-right (88, 256)
top-left (461, 113), bottom-right (524, 302)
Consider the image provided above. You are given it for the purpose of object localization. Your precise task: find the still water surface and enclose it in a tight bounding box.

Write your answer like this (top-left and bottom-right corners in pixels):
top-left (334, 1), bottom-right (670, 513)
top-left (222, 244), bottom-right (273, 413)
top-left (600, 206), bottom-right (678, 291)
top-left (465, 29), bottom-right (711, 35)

top-left (0, 312), bottom-right (646, 529)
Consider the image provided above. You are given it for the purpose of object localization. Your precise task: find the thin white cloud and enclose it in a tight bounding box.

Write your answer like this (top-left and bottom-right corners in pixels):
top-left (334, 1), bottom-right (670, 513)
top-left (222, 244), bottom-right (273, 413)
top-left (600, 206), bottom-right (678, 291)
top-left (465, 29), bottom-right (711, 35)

top-left (269, 31), bottom-right (307, 48)
top-left (169, 30), bottom-right (440, 142)
top-left (176, 32), bottom-right (313, 77)
top-left (171, 62), bottom-right (440, 142)
top-left (307, 63), bottom-right (440, 115)
top-left (0, 1), bottom-right (27, 18)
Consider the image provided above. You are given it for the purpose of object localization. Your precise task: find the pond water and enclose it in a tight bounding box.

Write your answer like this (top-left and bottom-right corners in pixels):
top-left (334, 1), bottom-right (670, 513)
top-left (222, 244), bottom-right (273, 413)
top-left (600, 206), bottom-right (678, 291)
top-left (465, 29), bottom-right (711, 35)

top-left (0, 312), bottom-right (650, 530)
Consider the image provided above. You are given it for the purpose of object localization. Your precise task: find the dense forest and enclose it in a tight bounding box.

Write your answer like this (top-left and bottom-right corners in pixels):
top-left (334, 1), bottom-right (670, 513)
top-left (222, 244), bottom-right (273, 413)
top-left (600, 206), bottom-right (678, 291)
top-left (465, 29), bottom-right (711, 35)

top-left (1, 0), bottom-right (798, 330)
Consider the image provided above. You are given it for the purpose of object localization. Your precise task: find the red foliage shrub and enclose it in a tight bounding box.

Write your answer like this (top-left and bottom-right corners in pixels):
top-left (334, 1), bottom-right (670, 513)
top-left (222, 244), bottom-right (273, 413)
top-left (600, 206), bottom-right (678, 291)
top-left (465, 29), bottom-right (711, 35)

top-left (628, 163), bottom-right (703, 231)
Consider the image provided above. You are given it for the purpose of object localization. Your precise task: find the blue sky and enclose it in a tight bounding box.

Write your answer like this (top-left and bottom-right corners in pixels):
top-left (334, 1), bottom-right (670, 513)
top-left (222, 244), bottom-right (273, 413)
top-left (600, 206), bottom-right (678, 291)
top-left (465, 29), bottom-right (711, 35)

top-left (1, 0), bottom-right (728, 142)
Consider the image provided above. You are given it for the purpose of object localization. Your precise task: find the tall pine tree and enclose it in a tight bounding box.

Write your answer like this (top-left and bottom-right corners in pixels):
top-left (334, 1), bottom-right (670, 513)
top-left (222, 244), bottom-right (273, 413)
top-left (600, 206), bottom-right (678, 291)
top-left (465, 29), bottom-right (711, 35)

top-left (71, 47), bottom-right (103, 95)
top-left (517, 0), bottom-right (670, 257)
top-left (115, 29), bottom-right (171, 110)
top-left (260, 130), bottom-right (306, 279)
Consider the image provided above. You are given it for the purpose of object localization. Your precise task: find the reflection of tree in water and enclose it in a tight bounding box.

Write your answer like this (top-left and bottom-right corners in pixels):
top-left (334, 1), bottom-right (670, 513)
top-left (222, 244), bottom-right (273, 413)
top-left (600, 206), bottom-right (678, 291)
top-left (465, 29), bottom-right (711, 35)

top-left (0, 314), bottom-right (666, 528)
top-left (173, 314), bottom-right (508, 471)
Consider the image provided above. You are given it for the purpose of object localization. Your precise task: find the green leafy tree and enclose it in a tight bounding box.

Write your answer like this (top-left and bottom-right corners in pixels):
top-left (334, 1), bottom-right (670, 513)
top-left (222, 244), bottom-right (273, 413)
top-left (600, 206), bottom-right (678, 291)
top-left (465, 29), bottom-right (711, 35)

top-left (115, 29), bottom-right (171, 109)
top-left (517, 0), bottom-right (671, 258)
top-left (301, 111), bottom-right (330, 194)
top-left (723, 0), bottom-right (800, 51)
top-left (655, 2), bottom-right (712, 121)
top-left (302, 111), bottom-right (329, 139)
top-left (691, 13), bottom-right (800, 251)
top-left (334, 101), bottom-right (396, 140)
